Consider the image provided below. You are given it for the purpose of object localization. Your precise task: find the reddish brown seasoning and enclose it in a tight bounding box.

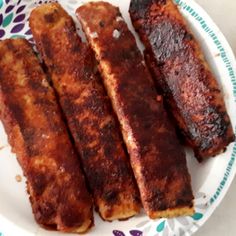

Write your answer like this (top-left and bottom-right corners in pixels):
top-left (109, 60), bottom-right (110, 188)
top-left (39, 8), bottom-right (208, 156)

top-left (129, 0), bottom-right (235, 161)
top-left (29, 3), bottom-right (140, 221)
top-left (77, 1), bottom-right (194, 219)
top-left (0, 39), bottom-right (93, 233)
top-left (15, 174), bottom-right (22, 182)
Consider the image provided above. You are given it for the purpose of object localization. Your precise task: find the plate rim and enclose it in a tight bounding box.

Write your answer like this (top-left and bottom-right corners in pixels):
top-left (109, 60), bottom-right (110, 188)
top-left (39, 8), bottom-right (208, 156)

top-left (0, 0), bottom-right (236, 235)
top-left (175, 0), bottom-right (236, 235)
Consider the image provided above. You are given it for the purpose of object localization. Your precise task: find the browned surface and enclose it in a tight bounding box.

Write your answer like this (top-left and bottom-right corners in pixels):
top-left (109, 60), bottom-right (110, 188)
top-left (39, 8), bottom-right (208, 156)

top-left (77, 2), bottom-right (194, 219)
top-left (29, 3), bottom-right (140, 221)
top-left (0, 39), bottom-right (93, 233)
top-left (129, 0), bottom-right (235, 161)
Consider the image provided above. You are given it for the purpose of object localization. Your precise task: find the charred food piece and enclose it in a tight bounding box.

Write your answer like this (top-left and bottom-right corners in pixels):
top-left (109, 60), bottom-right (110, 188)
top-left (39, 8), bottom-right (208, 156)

top-left (77, 2), bottom-right (194, 219)
top-left (129, 0), bottom-right (235, 161)
top-left (29, 3), bottom-right (140, 221)
top-left (0, 38), bottom-right (93, 233)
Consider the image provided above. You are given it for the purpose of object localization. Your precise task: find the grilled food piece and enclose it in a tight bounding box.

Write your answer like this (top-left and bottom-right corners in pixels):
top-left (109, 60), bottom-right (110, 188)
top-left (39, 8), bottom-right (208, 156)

top-left (29, 3), bottom-right (140, 221)
top-left (129, 0), bottom-right (235, 161)
top-left (77, 2), bottom-right (194, 219)
top-left (0, 39), bottom-right (93, 233)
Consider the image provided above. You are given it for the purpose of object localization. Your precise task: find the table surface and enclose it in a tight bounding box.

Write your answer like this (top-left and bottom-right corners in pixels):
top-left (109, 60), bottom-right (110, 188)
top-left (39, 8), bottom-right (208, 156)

top-left (194, 0), bottom-right (236, 236)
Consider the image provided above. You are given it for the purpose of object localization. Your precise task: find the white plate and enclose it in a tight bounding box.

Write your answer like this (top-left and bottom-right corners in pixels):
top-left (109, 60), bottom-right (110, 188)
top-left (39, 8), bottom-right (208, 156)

top-left (0, 0), bottom-right (236, 235)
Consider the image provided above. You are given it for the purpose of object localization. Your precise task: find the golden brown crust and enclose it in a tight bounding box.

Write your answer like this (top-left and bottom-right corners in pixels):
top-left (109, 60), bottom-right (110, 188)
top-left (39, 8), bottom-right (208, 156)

top-left (77, 2), bottom-right (194, 219)
top-left (29, 3), bottom-right (140, 221)
top-left (129, 0), bottom-right (235, 161)
top-left (0, 38), bottom-right (93, 233)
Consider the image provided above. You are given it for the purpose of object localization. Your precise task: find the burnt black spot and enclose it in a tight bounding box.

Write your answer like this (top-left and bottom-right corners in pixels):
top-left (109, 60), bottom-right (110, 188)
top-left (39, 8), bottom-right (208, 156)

top-left (83, 92), bottom-right (107, 117)
top-left (175, 198), bottom-right (188, 207)
top-left (104, 143), bottom-right (114, 158)
top-left (80, 147), bottom-right (98, 160)
top-left (149, 19), bottom-right (188, 63)
top-left (115, 160), bottom-right (131, 178)
top-left (75, 125), bottom-right (95, 145)
top-left (103, 190), bottom-right (118, 204)
top-left (0, 69), bottom-right (3, 81)
top-left (44, 13), bottom-right (56, 23)
top-left (21, 127), bottom-right (40, 156)
top-left (81, 64), bottom-right (94, 80)
top-left (61, 98), bottom-right (75, 117)
top-left (29, 171), bottom-right (50, 196)
top-left (100, 121), bottom-right (115, 141)
top-left (130, 0), bottom-right (159, 18)
top-left (151, 189), bottom-right (164, 201)
top-left (41, 223), bottom-right (57, 230)
top-left (99, 20), bottom-right (105, 27)
top-left (34, 98), bottom-right (54, 107)
top-left (64, 22), bottom-right (82, 53)
top-left (120, 46), bottom-right (139, 61)
top-left (8, 102), bottom-right (25, 125)
top-left (147, 188), bottom-right (166, 210)
top-left (87, 168), bottom-right (106, 191)
top-left (184, 32), bottom-right (193, 41)
top-left (41, 35), bottom-right (53, 60)
top-left (36, 201), bottom-right (56, 222)
top-left (158, 202), bottom-right (167, 211)
top-left (176, 185), bottom-right (194, 207)
top-left (50, 64), bottom-right (64, 75)
top-left (5, 40), bottom-right (16, 51)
